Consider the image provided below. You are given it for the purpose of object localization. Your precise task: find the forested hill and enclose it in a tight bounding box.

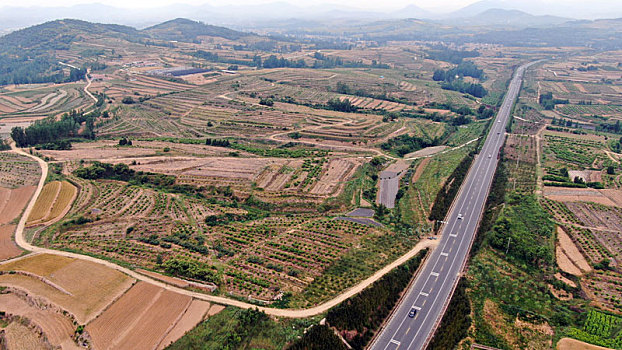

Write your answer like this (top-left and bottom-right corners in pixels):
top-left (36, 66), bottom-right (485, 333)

top-left (0, 19), bottom-right (141, 85)
top-left (0, 18), bottom-right (251, 85)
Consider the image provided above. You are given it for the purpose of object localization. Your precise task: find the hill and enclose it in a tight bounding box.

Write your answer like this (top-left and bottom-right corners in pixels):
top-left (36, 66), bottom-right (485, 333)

top-left (0, 19), bottom-right (143, 85)
top-left (143, 18), bottom-right (250, 42)
top-left (0, 18), bottom-right (252, 85)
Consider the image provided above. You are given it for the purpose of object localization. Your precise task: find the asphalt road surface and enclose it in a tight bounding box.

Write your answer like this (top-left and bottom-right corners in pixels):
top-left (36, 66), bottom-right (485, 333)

top-left (370, 61), bottom-right (540, 350)
top-left (378, 173), bottom-right (400, 208)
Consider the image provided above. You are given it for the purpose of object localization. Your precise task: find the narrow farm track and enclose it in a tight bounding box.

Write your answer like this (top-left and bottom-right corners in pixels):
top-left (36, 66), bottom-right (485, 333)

top-left (84, 69), bottom-right (97, 103)
top-left (7, 141), bottom-right (437, 317)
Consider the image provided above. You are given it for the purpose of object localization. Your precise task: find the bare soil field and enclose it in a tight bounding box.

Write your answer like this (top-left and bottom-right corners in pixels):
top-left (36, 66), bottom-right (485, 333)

top-left (543, 188), bottom-right (618, 207)
top-left (156, 299), bottom-right (212, 350)
top-left (568, 170), bottom-right (602, 183)
top-left (565, 202), bottom-right (622, 231)
top-left (0, 186), bottom-right (36, 225)
top-left (557, 338), bottom-right (614, 350)
top-left (600, 189), bottom-right (622, 207)
top-left (87, 281), bottom-right (193, 350)
top-left (126, 156), bottom-right (286, 180)
top-left (136, 269), bottom-right (191, 288)
top-left (2, 320), bottom-right (49, 350)
top-left (0, 293), bottom-right (76, 349)
top-left (556, 227), bottom-right (591, 276)
top-left (0, 254), bottom-right (135, 323)
top-left (404, 145), bottom-right (448, 159)
top-left (310, 158), bottom-right (361, 195)
top-left (0, 225), bottom-right (21, 260)
top-left (39, 141), bottom-right (160, 162)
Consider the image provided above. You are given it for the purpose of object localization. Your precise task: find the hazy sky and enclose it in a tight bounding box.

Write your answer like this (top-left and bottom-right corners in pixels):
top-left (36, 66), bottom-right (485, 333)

top-left (0, 0), bottom-right (480, 10)
top-left (0, 0), bottom-right (606, 13)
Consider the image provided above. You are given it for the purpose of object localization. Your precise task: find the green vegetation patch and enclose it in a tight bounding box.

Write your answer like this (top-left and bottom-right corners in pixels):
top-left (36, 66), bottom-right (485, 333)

top-left (488, 194), bottom-right (555, 267)
top-left (167, 307), bottom-right (314, 350)
top-left (567, 310), bottom-right (622, 349)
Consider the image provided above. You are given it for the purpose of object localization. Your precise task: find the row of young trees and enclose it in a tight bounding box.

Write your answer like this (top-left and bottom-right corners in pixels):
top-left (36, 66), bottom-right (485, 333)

top-left (324, 249), bottom-right (428, 349)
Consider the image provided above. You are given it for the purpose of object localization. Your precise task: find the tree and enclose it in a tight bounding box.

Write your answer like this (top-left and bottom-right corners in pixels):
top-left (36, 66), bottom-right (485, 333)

top-left (11, 127), bottom-right (26, 147)
top-left (259, 98), bottom-right (274, 106)
top-left (607, 166), bottom-right (615, 175)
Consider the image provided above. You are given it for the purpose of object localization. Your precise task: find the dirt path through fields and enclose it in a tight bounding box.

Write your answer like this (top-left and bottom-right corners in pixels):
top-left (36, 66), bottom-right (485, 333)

top-left (534, 123), bottom-right (547, 197)
top-left (8, 141), bottom-right (438, 317)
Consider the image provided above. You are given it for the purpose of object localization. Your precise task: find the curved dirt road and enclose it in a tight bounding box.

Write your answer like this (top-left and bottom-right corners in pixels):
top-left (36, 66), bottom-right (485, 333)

top-left (7, 144), bottom-right (436, 317)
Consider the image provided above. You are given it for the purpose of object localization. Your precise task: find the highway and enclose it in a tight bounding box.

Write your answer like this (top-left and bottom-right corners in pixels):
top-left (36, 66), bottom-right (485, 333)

top-left (370, 61), bottom-right (540, 350)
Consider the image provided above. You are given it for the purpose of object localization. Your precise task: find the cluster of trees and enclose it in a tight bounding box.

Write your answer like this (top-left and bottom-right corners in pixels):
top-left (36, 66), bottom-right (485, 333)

top-left (161, 257), bottom-right (219, 284)
top-left (262, 55), bottom-right (307, 69)
top-left (312, 52), bottom-right (389, 69)
top-left (259, 97), bottom-right (274, 106)
top-left (433, 62), bottom-right (487, 98)
top-left (441, 80), bottom-right (487, 98)
top-left (433, 62), bottom-right (485, 82)
top-left (190, 50), bottom-right (260, 68)
top-left (611, 136), bottom-right (622, 153)
top-left (73, 161), bottom-right (202, 196)
top-left (477, 104), bottom-right (496, 119)
top-left (11, 110), bottom-right (95, 147)
top-left (551, 117), bottom-right (581, 128)
top-left (205, 138), bottom-right (231, 147)
top-left (0, 139), bottom-right (10, 151)
top-left (597, 120), bottom-right (622, 135)
top-left (539, 92), bottom-right (569, 110)
top-left (233, 40), bottom-right (303, 53)
top-left (380, 134), bottom-right (439, 157)
top-left (118, 137), bottom-right (133, 146)
top-left (288, 325), bottom-right (347, 350)
top-left (326, 98), bottom-right (358, 113)
top-left (205, 212), bottom-right (254, 226)
top-left (73, 162), bottom-right (136, 181)
top-left (426, 46), bottom-right (480, 64)
top-left (162, 233), bottom-right (209, 255)
top-left (324, 250), bottom-right (428, 349)
top-left (35, 140), bottom-right (72, 150)
top-left (577, 65), bottom-right (598, 72)
top-left (121, 96), bottom-right (136, 104)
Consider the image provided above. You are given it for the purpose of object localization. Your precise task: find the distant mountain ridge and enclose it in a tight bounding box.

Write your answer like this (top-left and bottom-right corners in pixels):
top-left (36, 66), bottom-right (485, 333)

top-left (446, 8), bottom-right (571, 28)
top-left (2, 0), bottom-right (622, 34)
